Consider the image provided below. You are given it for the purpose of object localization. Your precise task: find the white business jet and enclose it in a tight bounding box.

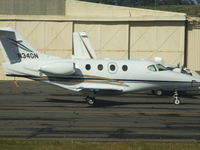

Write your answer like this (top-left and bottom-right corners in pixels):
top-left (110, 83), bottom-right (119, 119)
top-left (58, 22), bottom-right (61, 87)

top-left (0, 27), bottom-right (199, 105)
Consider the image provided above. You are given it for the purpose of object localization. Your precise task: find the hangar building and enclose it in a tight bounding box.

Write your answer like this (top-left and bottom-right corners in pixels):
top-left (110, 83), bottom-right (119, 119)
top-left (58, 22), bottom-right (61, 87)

top-left (0, 0), bottom-right (199, 80)
top-left (187, 17), bottom-right (200, 72)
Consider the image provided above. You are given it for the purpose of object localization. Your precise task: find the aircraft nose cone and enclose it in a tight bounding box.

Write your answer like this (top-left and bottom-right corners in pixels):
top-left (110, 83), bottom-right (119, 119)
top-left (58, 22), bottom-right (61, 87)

top-left (191, 78), bottom-right (200, 88)
top-left (173, 72), bottom-right (200, 89)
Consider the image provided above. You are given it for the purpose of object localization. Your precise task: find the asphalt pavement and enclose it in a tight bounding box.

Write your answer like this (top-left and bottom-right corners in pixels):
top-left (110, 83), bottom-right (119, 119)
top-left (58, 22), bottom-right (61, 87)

top-left (0, 81), bottom-right (200, 141)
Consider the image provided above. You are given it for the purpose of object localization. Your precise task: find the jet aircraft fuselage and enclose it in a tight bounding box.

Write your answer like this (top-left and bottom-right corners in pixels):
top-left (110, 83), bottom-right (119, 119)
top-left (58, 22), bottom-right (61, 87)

top-left (0, 27), bottom-right (200, 105)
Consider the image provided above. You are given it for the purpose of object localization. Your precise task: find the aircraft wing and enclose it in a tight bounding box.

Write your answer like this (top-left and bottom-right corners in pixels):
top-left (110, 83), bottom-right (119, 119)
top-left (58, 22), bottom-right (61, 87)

top-left (77, 83), bottom-right (125, 95)
top-left (72, 32), bottom-right (96, 59)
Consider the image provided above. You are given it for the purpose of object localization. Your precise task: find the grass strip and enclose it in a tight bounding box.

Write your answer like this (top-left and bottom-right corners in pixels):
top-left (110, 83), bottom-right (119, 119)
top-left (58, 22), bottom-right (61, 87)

top-left (0, 140), bottom-right (200, 150)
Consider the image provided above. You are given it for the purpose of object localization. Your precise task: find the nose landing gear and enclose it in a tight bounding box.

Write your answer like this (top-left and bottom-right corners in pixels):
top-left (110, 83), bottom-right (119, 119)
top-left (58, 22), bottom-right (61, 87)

top-left (173, 90), bottom-right (181, 105)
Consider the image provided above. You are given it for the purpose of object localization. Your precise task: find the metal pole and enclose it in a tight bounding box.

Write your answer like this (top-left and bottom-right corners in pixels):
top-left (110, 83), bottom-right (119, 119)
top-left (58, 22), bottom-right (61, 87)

top-left (184, 20), bottom-right (188, 67)
top-left (128, 22), bottom-right (131, 60)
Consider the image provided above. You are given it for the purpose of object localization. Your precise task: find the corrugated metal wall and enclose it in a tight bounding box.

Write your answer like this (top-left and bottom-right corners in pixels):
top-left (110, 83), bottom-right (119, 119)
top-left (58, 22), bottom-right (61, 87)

top-left (187, 22), bottom-right (200, 71)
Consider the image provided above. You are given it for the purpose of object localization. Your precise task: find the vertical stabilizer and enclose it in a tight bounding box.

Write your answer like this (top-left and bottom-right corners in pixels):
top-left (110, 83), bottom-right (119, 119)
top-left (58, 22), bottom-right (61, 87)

top-left (0, 27), bottom-right (48, 64)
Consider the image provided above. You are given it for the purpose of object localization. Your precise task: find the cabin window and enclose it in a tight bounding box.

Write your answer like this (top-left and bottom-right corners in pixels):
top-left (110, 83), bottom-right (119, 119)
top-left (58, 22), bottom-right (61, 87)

top-left (108, 63), bottom-right (117, 74)
top-left (85, 64), bottom-right (91, 70)
top-left (110, 65), bottom-right (116, 71)
top-left (147, 65), bottom-right (157, 72)
top-left (98, 64), bottom-right (103, 71)
top-left (122, 65), bottom-right (128, 71)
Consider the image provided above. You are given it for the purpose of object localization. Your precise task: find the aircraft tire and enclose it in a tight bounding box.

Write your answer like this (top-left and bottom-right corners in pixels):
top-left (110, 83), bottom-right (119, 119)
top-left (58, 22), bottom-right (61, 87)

top-left (88, 99), bottom-right (95, 105)
top-left (152, 90), bottom-right (163, 96)
top-left (86, 96), bottom-right (96, 105)
top-left (155, 90), bottom-right (163, 96)
top-left (174, 98), bottom-right (181, 105)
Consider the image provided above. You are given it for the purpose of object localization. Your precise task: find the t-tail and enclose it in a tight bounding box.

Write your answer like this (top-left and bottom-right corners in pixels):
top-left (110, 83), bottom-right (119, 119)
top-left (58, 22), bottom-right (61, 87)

top-left (72, 32), bottom-right (96, 59)
top-left (0, 27), bottom-right (74, 78)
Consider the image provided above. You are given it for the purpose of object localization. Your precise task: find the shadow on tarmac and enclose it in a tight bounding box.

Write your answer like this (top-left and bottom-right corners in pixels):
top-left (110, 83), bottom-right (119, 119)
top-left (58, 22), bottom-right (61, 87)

top-left (45, 98), bottom-right (175, 108)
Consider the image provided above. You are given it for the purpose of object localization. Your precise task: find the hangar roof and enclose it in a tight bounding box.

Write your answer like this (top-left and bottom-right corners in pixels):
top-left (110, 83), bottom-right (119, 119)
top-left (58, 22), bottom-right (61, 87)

top-left (65, 0), bottom-right (186, 21)
top-left (0, 0), bottom-right (186, 22)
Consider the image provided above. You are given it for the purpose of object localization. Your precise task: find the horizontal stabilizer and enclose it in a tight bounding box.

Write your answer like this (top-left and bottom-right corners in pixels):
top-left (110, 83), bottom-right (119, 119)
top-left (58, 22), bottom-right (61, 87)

top-left (72, 32), bottom-right (96, 59)
top-left (78, 83), bottom-right (124, 92)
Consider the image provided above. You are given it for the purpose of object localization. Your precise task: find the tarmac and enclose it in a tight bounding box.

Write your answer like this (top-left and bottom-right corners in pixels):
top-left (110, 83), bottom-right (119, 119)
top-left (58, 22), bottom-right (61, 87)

top-left (0, 80), bottom-right (200, 141)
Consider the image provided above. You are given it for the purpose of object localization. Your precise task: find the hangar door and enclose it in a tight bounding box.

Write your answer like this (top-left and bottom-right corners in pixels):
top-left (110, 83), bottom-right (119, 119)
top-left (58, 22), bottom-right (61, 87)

top-left (15, 21), bottom-right (73, 58)
top-left (130, 21), bottom-right (185, 65)
top-left (187, 23), bottom-right (200, 71)
top-left (74, 22), bottom-right (129, 59)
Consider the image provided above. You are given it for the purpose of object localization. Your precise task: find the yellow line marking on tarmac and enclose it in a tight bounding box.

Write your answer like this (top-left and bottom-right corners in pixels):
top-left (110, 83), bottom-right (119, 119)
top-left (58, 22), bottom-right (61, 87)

top-left (0, 109), bottom-right (199, 115)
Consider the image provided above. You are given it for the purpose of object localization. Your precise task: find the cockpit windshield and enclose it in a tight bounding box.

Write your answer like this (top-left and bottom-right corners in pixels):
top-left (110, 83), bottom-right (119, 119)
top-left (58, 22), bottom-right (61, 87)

top-left (156, 64), bottom-right (167, 71)
top-left (147, 65), bottom-right (157, 72)
top-left (147, 64), bottom-right (168, 72)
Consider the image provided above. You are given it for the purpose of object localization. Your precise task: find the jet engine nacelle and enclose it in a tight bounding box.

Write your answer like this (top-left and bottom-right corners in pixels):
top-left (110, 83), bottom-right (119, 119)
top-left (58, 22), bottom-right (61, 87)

top-left (39, 61), bottom-right (75, 75)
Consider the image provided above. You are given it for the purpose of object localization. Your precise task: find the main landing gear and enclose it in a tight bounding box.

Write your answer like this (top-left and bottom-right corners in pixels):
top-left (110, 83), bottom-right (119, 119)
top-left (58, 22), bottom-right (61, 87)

top-left (173, 90), bottom-right (181, 105)
top-left (152, 90), bottom-right (163, 96)
top-left (85, 96), bottom-right (96, 105)
top-left (85, 91), bottom-right (97, 105)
